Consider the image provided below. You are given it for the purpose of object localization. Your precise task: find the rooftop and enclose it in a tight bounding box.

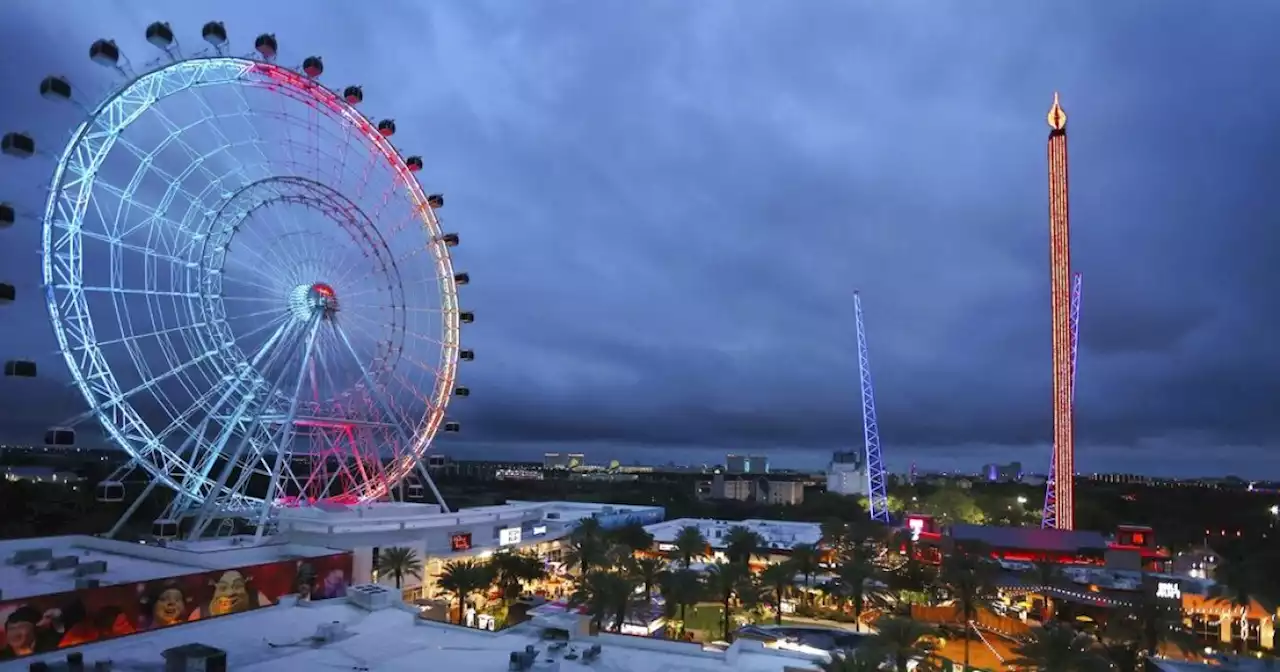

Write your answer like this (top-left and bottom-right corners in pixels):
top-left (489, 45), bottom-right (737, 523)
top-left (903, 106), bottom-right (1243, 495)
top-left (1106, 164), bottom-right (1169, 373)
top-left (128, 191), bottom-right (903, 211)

top-left (16, 598), bottom-right (826, 672)
top-left (0, 535), bottom-right (340, 601)
top-left (948, 524), bottom-right (1109, 553)
top-left (646, 518), bottom-right (821, 551)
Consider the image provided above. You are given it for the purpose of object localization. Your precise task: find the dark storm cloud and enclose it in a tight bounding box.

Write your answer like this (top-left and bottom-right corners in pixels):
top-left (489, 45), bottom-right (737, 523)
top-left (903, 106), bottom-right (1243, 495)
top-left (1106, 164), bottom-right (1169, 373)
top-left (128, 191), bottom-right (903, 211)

top-left (1, 0), bottom-right (1278, 475)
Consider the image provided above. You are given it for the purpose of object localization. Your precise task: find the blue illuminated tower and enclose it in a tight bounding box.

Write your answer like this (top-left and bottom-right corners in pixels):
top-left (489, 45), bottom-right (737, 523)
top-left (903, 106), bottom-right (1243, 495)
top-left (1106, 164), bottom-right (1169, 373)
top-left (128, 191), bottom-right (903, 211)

top-left (854, 291), bottom-right (890, 524)
top-left (1043, 271), bottom-right (1081, 528)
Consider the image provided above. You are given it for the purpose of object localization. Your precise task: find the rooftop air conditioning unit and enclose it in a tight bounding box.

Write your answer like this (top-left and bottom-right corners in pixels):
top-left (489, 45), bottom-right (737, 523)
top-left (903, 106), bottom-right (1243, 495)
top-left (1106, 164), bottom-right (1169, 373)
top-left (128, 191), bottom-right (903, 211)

top-left (347, 584), bottom-right (395, 611)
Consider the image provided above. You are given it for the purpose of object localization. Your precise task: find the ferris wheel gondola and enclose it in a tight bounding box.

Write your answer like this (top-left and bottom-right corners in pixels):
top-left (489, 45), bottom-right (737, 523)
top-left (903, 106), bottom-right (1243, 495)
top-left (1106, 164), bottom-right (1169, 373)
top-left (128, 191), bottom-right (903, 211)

top-left (4, 19), bottom-right (477, 542)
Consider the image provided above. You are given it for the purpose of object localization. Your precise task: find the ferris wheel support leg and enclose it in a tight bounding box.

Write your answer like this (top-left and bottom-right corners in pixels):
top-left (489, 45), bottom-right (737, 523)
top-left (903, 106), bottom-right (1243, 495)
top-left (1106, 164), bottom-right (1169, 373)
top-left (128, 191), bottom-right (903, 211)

top-left (332, 319), bottom-right (450, 513)
top-left (187, 317), bottom-right (318, 540)
top-left (251, 317), bottom-right (325, 544)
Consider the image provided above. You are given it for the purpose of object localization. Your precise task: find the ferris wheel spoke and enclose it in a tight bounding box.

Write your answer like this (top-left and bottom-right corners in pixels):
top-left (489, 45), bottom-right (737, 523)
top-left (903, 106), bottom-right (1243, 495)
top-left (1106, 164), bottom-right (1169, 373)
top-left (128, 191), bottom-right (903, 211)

top-left (331, 319), bottom-right (416, 435)
top-left (218, 272), bottom-right (282, 296)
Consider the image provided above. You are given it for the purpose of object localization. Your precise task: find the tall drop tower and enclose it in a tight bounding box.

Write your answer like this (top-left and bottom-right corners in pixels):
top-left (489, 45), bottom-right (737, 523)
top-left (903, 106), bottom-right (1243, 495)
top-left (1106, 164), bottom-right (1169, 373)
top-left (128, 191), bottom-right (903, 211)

top-left (1045, 93), bottom-right (1076, 530)
top-left (853, 291), bottom-right (890, 524)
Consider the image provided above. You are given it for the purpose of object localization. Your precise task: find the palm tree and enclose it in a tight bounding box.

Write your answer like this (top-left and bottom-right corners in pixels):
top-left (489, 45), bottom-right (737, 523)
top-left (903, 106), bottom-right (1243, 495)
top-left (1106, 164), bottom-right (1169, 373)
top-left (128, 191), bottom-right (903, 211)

top-left (570, 570), bottom-right (635, 633)
top-left (704, 563), bottom-right (748, 641)
top-left (836, 547), bottom-right (883, 632)
top-left (789, 543), bottom-right (821, 608)
top-left (625, 555), bottom-right (667, 606)
top-left (563, 532), bottom-right (609, 577)
top-left (673, 525), bottom-right (709, 568)
top-left (437, 559), bottom-right (493, 624)
top-left (1009, 622), bottom-right (1111, 672)
top-left (724, 525), bottom-right (766, 566)
top-left (490, 550), bottom-right (547, 605)
top-left (658, 568), bottom-right (703, 639)
top-left (938, 549), bottom-right (999, 671)
top-left (375, 546), bottom-right (424, 590)
top-left (1211, 551), bottom-right (1276, 655)
top-left (867, 616), bottom-right (939, 672)
top-left (759, 562), bottom-right (795, 625)
top-left (609, 519), bottom-right (655, 554)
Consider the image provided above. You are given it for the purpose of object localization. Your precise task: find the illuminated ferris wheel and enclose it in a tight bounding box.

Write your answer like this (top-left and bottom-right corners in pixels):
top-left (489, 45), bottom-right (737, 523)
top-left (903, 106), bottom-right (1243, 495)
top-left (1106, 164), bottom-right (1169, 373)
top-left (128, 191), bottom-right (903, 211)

top-left (2, 20), bottom-right (474, 540)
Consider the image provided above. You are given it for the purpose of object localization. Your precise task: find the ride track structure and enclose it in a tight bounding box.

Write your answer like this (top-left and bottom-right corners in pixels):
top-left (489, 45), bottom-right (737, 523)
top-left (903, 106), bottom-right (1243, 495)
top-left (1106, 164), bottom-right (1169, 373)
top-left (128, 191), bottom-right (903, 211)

top-left (1044, 93), bottom-right (1076, 530)
top-left (853, 291), bottom-right (890, 524)
top-left (5, 21), bottom-right (474, 542)
top-left (1043, 271), bottom-right (1080, 529)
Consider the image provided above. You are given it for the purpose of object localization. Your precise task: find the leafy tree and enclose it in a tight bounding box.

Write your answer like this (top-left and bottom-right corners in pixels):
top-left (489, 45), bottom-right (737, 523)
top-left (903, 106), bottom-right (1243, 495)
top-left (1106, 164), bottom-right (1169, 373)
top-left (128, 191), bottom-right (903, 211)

top-left (625, 555), bottom-right (667, 606)
top-left (1104, 587), bottom-right (1195, 661)
top-left (563, 521), bottom-right (609, 576)
top-left (437, 559), bottom-right (493, 624)
top-left (835, 547), bottom-right (885, 632)
top-left (375, 546), bottom-right (423, 589)
top-left (820, 518), bottom-right (852, 557)
top-left (819, 648), bottom-right (887, 672)
top-left (1009, 623), bottom-right (1111, 672)
top-left (921, 487), bottom-right (985, 525)
top-left (724, 525), bottom-right (766, 566)
top-left (673, 525), bottom-right (709, 568)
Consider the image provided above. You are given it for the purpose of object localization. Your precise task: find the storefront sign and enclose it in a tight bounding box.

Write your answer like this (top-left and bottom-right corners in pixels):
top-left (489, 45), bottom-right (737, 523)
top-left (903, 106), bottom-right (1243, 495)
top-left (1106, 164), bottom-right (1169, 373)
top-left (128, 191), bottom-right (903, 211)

top-left (907, 517), bottom-right (925, 542)
top-left (450, 533), bottom-right (472, 552)
top-left (656, 543), bottom-right (676, 552)
top-left (499, 527), bottom-right (522, 546)
top-left (532, 525), bottom-right (547, 536)
top-left (1156, 581), bottom-right (1181, 600)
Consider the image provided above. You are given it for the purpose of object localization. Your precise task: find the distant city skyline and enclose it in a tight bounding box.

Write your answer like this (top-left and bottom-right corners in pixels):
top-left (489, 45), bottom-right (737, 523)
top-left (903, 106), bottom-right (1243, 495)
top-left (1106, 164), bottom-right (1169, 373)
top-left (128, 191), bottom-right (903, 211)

top-left (1, 2), bottom-right (1278, 479)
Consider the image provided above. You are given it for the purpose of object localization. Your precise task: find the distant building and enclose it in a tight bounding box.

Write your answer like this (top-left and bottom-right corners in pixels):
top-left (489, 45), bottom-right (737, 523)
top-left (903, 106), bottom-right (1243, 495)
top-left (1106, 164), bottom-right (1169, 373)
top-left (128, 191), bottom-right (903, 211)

top-left (704, 473), bottom-right (803, 505)
top-left (981, 462), bottom-right (1023, 483)
top-left (726, 454), bottom-right (769, 475)
top-left (827, 450), bottom-right (867, 496)
top-left (543, 452), bottom-right (585, 470)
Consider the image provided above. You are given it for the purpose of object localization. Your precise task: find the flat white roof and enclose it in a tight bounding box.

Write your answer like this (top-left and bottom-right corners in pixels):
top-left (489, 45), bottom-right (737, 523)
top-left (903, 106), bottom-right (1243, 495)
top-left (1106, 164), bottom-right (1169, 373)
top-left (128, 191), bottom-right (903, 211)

top-left (646, 518), bottom-right (822, 551)
top-left (0, 536), bottom-right (340, 601)
top-left (505, 500), bottom-right (665, 519)
top-left (13, 599), bottom-right (825, 672)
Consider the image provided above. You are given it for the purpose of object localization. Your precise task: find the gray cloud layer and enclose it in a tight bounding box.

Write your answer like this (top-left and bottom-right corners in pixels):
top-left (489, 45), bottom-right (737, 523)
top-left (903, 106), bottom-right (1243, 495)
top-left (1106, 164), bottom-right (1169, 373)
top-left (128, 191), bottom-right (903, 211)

top-left (1, 0), bottom-right (1277, 476)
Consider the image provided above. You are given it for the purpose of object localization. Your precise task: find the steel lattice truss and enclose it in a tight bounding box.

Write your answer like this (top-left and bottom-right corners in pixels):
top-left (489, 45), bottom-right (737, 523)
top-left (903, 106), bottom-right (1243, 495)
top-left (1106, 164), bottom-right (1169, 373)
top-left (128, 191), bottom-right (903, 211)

top-left (40, 43), bottom-right (464, 538)
top-left (854, 292), bottom-right (890, 524)
top-left (1043, 271), bottom-right (1081, 529)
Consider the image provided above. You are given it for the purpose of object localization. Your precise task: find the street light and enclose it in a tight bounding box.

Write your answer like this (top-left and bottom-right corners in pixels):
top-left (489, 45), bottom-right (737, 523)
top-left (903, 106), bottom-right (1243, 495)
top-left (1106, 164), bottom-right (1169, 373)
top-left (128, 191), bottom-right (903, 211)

top-left (1269, 505), bottom-right (1278, 516)
top-left (1016, 496), bottom-right (1028, 505)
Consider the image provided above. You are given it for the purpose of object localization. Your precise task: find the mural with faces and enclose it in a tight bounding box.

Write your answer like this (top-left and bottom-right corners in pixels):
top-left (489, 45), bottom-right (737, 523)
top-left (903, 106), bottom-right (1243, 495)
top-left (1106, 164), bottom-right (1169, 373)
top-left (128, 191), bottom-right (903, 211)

top-left (0, 552), bottom-right (352, 661)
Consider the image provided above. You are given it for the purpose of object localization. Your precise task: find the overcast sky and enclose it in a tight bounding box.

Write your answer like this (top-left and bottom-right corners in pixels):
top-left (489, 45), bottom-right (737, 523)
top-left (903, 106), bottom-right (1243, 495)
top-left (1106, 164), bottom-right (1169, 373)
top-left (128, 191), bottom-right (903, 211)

top-left (1, 1), bottom-right (1278, 477)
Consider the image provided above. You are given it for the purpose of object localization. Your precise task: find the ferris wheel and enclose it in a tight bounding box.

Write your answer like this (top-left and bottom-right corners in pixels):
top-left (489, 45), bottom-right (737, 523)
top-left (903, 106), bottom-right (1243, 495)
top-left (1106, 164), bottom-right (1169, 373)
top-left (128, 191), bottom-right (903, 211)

top-left (1, 20), bottom-right (474, 541)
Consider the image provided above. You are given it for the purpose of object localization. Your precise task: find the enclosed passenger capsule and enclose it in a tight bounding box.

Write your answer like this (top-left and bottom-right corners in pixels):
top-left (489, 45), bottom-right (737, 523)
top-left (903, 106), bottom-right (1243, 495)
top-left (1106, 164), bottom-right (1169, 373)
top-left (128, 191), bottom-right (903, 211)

top-left (438, 233), bottom-right (459, 247)
top-left (89, 39), bottom-right (120, 67)
top-left (1, 133), bottom-right (35, 158)
top-left (0, 282), bottom-right (15, 303)
top-left (145, 22), bottom-right (175, 50)
top-left (453, 272), bottom-right (470, 286)
top-left (405, 156), bottom-right (423, 172)
top-left (39, 76), bottom-right (72, 102)
top-left (96, 480), bottom-right (125, 503)
top-left (44, 427), bottom-right (75, 447)
top-left (343, 86), bottom-right (364, 105)
top-left (0, 202), bottom-right (15, 229)
top-left (406, 479), bottom-right (424, 498)
top-left (3, 360), bottom-right (36, 377)
top-left (458, 349), bottom-right (474, 362)
top-left (459, 311), bottom-right (474, 324)
top-left (202, 21), bottom-right (228, 47)
top-left (426, 193), bottom-right (444, 208)
top-left (443, 421), bottom-right (461, 433)
top-left (377, 119), bottom-right (396, 137)
top-left (454, 386), bottom-right (470, 397)
top-left (302, 56), bottom-right (324, 78)
top-left (254, 33), bottom-right (278, 60)
top-left (152, 519), bottom-right (179, 539)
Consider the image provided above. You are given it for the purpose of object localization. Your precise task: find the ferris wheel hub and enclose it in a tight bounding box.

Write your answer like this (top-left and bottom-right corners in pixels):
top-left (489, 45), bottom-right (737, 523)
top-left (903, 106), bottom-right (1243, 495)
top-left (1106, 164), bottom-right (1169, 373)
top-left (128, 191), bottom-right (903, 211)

top-left (289, 282), bottom-right (338, 320)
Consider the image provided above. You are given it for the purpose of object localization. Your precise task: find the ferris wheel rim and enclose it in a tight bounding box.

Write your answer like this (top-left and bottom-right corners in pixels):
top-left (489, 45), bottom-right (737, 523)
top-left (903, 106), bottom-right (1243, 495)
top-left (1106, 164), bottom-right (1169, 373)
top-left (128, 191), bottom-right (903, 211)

top-left (40, 52), bottom-right (462, 507)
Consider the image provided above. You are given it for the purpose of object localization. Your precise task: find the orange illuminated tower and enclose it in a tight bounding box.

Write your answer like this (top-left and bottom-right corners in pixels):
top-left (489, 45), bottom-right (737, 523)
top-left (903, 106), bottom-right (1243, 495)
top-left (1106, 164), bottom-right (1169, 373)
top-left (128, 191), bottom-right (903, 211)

top-left (1044, 93), bottom-right (1074, 530)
